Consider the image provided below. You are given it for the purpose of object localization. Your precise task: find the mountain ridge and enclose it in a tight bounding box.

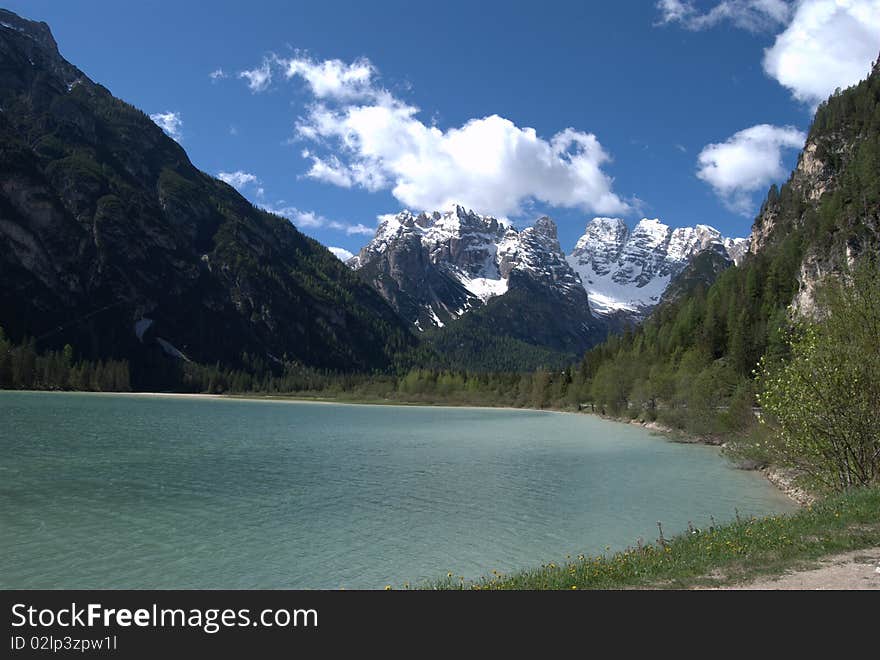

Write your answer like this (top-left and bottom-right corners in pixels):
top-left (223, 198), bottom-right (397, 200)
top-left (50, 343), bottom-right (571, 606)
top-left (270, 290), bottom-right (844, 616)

top-left (567, 216), bottom-right (748, 320)
top-left (352, 204), bottom-right (748, 335)
top-left (350, 205), bottom-right (602, 362)
top-left (0, 9), bottom-right (415, 384)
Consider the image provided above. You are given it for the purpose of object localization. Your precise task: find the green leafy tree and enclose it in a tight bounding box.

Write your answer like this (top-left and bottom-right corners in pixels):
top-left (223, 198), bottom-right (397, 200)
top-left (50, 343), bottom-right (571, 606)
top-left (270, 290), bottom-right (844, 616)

top-left (755, 261), bottom-right (880, 491)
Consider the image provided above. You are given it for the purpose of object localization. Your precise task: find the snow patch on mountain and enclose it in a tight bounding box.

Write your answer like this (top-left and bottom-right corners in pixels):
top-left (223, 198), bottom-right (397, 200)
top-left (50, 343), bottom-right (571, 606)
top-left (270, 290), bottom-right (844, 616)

top-left (581, 271), bottom-right (673, 316)
top-left (352, 204), bottom-right (748, 329)
top-left (567, 217), bottom-right (748, 318)
top-left (456, 273), bottom-right (509, 302)
top-left (352, 205), bottom-right (580, 328)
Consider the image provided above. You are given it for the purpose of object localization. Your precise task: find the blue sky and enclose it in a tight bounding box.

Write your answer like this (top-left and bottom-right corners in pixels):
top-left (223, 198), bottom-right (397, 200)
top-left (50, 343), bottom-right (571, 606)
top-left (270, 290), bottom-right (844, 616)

top-left (6, 0), bottom-right (880, 256)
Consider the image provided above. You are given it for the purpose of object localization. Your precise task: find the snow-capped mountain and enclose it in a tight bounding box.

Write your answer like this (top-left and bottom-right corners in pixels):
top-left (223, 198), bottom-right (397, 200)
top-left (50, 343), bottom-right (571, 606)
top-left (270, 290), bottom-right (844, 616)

top-left (351, 205), bottom-right (589, 331)
top-left (566, 218), bottom-right (748, 319)
top-left (351, 206), bottom-right (747, 340)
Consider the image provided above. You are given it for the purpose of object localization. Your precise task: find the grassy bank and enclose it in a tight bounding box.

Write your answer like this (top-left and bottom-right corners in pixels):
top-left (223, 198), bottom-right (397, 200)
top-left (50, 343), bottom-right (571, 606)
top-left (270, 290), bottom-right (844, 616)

top-left (425, 486), bottom-right (880, 589)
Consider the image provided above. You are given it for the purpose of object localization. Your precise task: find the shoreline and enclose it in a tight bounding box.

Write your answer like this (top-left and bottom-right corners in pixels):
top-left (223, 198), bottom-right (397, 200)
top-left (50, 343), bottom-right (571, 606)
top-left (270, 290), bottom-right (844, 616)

top-left (2, 388), bottom-right (803, 503)
top-left (1, 388), bottom-right (576, 416)
top-left (622, 416), bottom-right (812, 506)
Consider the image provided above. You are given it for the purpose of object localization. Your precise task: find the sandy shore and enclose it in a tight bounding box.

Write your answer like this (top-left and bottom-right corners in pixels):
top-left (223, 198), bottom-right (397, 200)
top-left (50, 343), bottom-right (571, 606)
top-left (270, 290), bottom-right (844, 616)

top-left (14, 389), bottom-right (577, 416)
top-left (121, 391), bottom-right (574, 415)
top-left (717, 547), bottom-right (880, 590)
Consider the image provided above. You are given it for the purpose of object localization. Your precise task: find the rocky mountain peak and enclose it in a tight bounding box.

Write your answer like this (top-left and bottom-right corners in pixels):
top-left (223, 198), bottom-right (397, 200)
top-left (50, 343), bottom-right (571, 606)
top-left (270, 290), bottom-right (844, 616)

top-left (630, 218), bottom-right (668, 244)
top-left (0, 9), bottom-right (83, 94)
top-left (352, 207), bottom-right (585, 329)
top-left (0, 9), bottom-right (58, 53)
top-left (567, 216), bottom-right (747, 319)
top-left (532, 216), bottom-right (558, 239)
top-left (357, 204), bottom-right (749, 328)
top-left (576, 217), bottom-right (628, 247)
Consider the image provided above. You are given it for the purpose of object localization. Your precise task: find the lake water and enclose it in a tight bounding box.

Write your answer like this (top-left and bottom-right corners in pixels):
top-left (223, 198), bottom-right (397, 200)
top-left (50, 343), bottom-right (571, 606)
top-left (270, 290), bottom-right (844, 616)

top-left (0, 391), bottom-right (794, 589)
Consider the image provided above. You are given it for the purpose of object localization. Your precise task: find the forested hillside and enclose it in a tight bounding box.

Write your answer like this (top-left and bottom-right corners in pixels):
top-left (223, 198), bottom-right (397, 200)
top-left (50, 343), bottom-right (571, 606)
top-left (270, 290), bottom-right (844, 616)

top-left (578, 54), bottom-right (880, 437)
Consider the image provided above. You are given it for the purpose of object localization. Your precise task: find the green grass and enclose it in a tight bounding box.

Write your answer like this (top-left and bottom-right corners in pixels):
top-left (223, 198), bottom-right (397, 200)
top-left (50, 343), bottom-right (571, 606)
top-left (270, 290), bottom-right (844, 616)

top-left (423, 486), bottom-right (880, 590)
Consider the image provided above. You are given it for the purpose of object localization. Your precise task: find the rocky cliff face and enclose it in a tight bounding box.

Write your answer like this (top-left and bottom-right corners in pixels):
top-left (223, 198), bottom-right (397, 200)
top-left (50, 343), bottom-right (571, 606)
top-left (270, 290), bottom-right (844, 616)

top-left (0, 9), bottom-right (413, 378)
top-left (567, 217), bottom-right (747, 320)
top-left (352, 206), bottom-right (587, 329)
top-left (747, 53), bottom-right (880, 317)
top-left (352, 204), bottom-right (746, 353)
top-left (351, 205), bottom-right (602, 354)
top-left (749, 140), bottom-right (838, 259)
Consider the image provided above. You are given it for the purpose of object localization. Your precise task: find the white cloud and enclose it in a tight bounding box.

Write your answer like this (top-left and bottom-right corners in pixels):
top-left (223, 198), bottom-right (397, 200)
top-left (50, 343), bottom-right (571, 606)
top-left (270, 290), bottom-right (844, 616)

top-left (657, 0), bottom-right (693, 23)
top-left (264, 205), bottom-right (324, 228)
top-left (209, 68), bottom-right (227, 82)
top-left (235, 50), bottom-right (631, 217)
top-left (149, 111), bottom-right (183, 142)
top-left (280, 55), bottom-right (377, 100)
top-left (659, 1), bottom-right (880, 106)
top-left (239, 58), bottom-right (273, 92)
top-left (656, 0), bottom-right (791, 32)
top-left (345, 223), bottom-right (375, 236)
top-left (285, 58), bottom-right (629, 217)
top-left (697, 124), bottom-right (805, 214)
top-left (328, 247), bottom-right (355, 261)
top-left (763, 0), bottom-right (880, 106)
top-left (217, 170), bottom-right (259, 190)
top-left (300, 151), bottom-right (356, 188)
top-left (259, 203), bottom-right (375, 235)
top-left (299, 103), bottom-right (630, 217)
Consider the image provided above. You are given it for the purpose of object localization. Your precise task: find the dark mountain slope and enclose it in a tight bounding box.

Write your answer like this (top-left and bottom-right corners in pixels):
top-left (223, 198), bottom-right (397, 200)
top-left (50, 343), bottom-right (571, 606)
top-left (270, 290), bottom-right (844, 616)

top-left (422, 272), bottom-right (597, 372)
top-left (658, 245), bottom-right (734, 308)
top-left (0, 9), bottom-right (414, 380)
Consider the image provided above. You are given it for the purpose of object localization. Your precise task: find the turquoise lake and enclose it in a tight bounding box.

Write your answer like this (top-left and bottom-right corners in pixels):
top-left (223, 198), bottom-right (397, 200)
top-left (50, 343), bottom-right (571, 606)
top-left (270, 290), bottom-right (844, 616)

top-left (0, 391), bottom-right (794, 589)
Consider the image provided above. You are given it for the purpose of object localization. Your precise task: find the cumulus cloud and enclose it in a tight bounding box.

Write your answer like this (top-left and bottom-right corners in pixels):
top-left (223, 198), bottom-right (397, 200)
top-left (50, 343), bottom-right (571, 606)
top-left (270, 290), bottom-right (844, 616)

top-left (297, 101), bottom-right (629, 217)
top-left (239, 58), bottom-right (273, 92)
top-left (236, 50), bottom-right (631, 218)
top-left (697, 124), bottom-right (805, 214)
top-left (274, 61), bottom-right (627, 217)
top-left (217, 170), bottom-right (259, 190)
top-left (237, 52), bottom-right (381, 99)
top-left (280, 55), bottom-right (378, 100)
top-left (209, 68), bottom-right (227, 82)
top-left (328, 246), bottom-right (355, 261)
top-left (149, 111), bottom-right (183, 141)
top-left (656, 0), bottom-right (791, 32)
top-left (300, 150), bottom-right (360, 188)
top-left (763, 0), bottom-right (880, 106)
top-left (658, 1), bottom-right (880, 106)
top-left (260, 203), bottom-right (374, 235)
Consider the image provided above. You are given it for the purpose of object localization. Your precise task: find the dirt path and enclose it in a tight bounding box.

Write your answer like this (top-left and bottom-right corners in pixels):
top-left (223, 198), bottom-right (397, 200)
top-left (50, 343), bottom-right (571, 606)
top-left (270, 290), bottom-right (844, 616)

top-left (721, 547), bottom-right (880, 590)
